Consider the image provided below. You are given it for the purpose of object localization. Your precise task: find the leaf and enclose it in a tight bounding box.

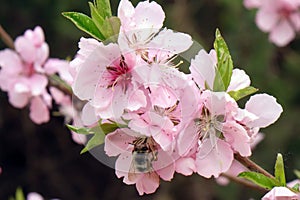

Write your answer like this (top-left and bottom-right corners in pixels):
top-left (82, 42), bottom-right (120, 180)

top-left (228, 86), bottom-right (258, 101)
top-left (95, 0), bottom-right (112, 19)
top-left (294, 169), bottom-right (300, 179)
top-left (291, 183), bottom-right (300, 192)
top-left (62, 12), bottom-right (105, 41)
top-left (101, 16), bottom-right (121, 43)
top-left (213, 29), bottom-right (233, 92)
top-left (238, 171), bottom-right (280, 189)
top-left (100, 123), bottom-right (119, 134)
top-left (80, 126), bottom-right (106, 154)
top-left (15, 187), bottom-right (25, 200)
top-left (66, 124), bottom-right (94, 135)
top-left (274, 153), bottom-right (286, 186)
top-left (89, 2), bottom-right (105, 30)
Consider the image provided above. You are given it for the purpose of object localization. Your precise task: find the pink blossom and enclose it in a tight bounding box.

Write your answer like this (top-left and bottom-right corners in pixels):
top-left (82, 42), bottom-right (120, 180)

top-left (245, 0), bottom-right (300, 46)
top-left (71, 38), bottom-right (147, 120)
top-left (177, 90), bottom-right (243, 178)
top-left (117, 0), bottom-right (165, 50)
top-left (0, 26), bottom-right (72, 124)
top-left (262, 187), bottom-right (299, 200)
top-left (27, 193), bottom-right (44, 200)
top-left (50, 87), bottom-right (87, 145)
top-left (104, 128), bottom-right (175, 195)
top-left (190, 49), bottom-right (250, 91)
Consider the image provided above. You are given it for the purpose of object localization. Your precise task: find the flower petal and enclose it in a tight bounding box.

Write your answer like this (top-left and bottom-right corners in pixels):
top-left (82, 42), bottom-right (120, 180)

top-left (104, 129), bottom-right (134, 157)
top-left (223, 121), bottom-right (252, 157)
top-left (269, 19), bottom-right (295, 47)
top-left (190, 49), bottom-right (215, 89)
top-left (29, 96), bottom-right (50, 124)
top-left (195, 138), bottom-right (233, 178)
top-left (245, 93), bottom-right (283, 128)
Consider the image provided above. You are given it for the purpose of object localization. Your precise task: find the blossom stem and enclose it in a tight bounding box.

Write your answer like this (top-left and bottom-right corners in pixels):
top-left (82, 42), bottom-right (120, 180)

top-left (234, 153), bottom-right (275, 179)
top-left (221, 173), bottom-right (269, 192)
top-left (0, 25), bottom-right (14, 49)
top-left (48, 75), bottom-right (73, 96)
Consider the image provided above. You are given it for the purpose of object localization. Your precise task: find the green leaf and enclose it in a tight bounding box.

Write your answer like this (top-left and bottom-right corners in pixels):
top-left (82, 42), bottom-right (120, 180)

top-left (95, 0), bottom-right (112, 19)
top-left (238, 172), bottom-right (280, 189)
top-left (15, 187), bottom-right (25, 200)
top-left (62, 12), bottom-right (105, 41)
top-left (228, 86), bottom-right (258, 101)
top-left (101, 16), bottom-right (121, 43)
top-left (89, 2), bottom-right (105, 30)
top-left (213, 29), bottom-right (233, 92)
top-left (66, 124), bottom-right (94, 135)
top-left (100, 123), bottom-right (119, 134)
top-left (291, 183), bottom-right (300, 192)
top-left (80, 126), bottom-right (106, 154)
top-left (294, 169), bottom-right (300, 179)
top-left (274, 153), bottom-right (286, 186)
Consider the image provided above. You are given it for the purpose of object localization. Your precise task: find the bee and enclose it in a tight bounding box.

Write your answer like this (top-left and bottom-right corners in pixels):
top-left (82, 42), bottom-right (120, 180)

top-left (128, 137), bottom-right (157, 180)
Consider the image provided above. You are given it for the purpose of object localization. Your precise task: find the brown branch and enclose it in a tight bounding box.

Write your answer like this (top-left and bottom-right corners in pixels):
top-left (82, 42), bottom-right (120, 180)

top-left (221, 173), bottom-right (269, 193)
top-left (234, 153), bottom-right (275, 179)
top-left (0, 25), bottom-right (14, 49)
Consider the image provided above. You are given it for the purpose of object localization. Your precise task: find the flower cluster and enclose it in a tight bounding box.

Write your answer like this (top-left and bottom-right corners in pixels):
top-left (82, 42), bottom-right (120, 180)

top-left (244, 0), bottom-right (300, 47)
top-left (0, 26), bottom-right (86, 144)
top-left (69, 0), bottom-right (283, 195)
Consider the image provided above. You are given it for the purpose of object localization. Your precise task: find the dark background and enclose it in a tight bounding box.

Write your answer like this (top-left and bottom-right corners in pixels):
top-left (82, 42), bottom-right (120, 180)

top-left (1, 0), bottom-right (300, 199)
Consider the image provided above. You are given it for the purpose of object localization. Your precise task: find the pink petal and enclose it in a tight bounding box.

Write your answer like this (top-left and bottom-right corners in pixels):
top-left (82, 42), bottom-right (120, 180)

top-left (244, 0), bottom-right (262, 8)
top-left (175, 157), bottom-right (196, 176)
top-left (72, 42), bottom-right (120, 101)
top-left (177, 121), bottom-right (199, 156)
top-left (223, 121), bottom-right (252, 157)
top-left (190, 49), bottom-right (215, 89)
top-left (27, 192), bottom-right (44, 200)
top-left (29, 74), bottom-right (48, 96)
top-left (262, 187), bottom-right (298, 200)
top-left (149, 85), bottom-right (178, 108)
top-left (291, 13), bottom-right (300, 31)
top-left (32, 26), bottom-right (45, 46)
top-left (8, 89), bottom-right (30, 108)
top-left (34, 43), bottom-right (49, 67)
top-left (29, 96), bottom-right (50, 124)
top-left (269, 19), bottom-right (295, 47)
top-left (256, 8), bottom-right (279, 32)
top-left (104, 129), bottom-right (134, 157)
top-left (201, 91), bottom-right (235, 116)
top-left (127, 89), bottom-right (147, 111)
top-left (148, 28), bottom-right (193, 56)
top-left (0, 49), bottom-right (23, 74)
top-left (49, 87), bottom-right (68, 105)
top-left (227, 69), bottom-right (251, 91)
top-left (153, 150), bottom-right (175, 181)
top-left (15, 36), bottom-right (36, 63)
top-left (117, 0), bottom-right (135, 29)
top-left (245, 93), bottom-right (283, 128)
top-left (115, 151), bottom-right (133, 179)
top-left (135, 173), bottom-right (160, 195)
top-left (134, 0), bottom-right (165, 30)
top-left (44, 59), bottom-right (73, 84)
top-left (81, 102), bottom-right (98, 126)
top-left (195, 138), bottom-right (233, 178)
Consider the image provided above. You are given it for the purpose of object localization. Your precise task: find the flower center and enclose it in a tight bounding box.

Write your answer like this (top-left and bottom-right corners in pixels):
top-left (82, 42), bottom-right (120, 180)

top-left (195, 108), bottom-right (224, 142)
top-left (106, 55), bottom-right (132, 91)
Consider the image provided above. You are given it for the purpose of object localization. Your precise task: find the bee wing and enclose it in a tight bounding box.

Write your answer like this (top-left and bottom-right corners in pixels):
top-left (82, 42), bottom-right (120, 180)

top-left (128, 154), bottom-right (155, 182)
top-left (128, 160), bottom-right (139, 182)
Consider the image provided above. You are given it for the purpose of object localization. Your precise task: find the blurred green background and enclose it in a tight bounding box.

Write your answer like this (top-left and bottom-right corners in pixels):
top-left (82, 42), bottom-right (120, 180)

top-left (1, 0), bottom-right (300, 199)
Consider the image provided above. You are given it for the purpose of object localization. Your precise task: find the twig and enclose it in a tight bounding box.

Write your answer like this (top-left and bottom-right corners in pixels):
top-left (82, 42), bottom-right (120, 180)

top-left (234, 153), bottom-right (275, 179)
top-left (0, 25), bottom-right (14, 49)
top-left (221, 173), bottom-right (269, 193)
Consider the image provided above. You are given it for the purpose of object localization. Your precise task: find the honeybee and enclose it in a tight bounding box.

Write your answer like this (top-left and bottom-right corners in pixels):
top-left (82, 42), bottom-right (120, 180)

top-left (128, 137), bottom-right (157, 181)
